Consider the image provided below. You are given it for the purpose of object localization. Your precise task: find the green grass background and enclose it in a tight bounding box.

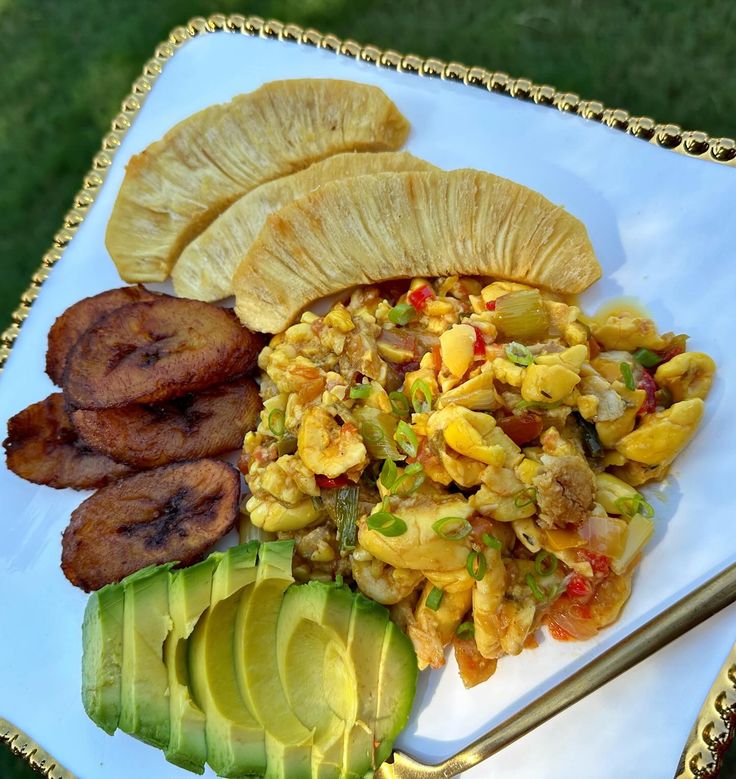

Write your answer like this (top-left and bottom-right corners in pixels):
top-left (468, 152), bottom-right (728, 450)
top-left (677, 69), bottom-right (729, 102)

top-left (1, 1), bottom-right (734, 777)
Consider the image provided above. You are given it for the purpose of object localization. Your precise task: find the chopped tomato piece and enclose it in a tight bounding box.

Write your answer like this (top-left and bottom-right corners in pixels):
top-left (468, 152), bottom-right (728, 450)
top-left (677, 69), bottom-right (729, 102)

top-left (407, 285), bottom-right (435, 310)
top-left (473, 327), bottom-right (486, 355)
top-left (485, 299), bottom-right (497, 312)
top-left (547, 620), bottom-right (574, 641)
top-left (581, 549), bottom-right (611, 576)
top-left (637, 370), bottom-right (657, 415)
top-left (566, 574), bottom-right (593, 598)
top-left (316, 474), bottom-right (349, 488)
top-left (656, 334), bottom-right (687, 365)
top-left (497, 412), bottom-right (543, 446)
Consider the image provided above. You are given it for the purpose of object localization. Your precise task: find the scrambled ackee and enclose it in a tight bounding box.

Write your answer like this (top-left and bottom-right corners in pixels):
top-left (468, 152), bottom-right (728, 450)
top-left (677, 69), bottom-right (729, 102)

top-left (239, 276), bottom-right (715, 687)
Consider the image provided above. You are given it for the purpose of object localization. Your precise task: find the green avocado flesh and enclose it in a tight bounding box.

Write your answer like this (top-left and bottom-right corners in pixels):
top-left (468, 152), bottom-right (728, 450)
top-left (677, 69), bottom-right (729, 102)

top-left (164, 553), bottom-right (221, 774)
top-left (81, 581), bottom-right (125, 735)
top-left (189, 542), bottom-right (266, 777)
top-left (119, 563), bottom-right (174, 748)
top-left (81, 541), bottom-right (417, 778)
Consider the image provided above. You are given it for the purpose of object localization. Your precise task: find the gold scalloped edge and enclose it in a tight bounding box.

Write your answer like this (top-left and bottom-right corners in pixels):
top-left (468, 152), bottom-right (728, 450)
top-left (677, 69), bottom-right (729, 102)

top-left (1, 717), bottom-right (76, 779)
top-left (1, 13), bottom-right (734, 778)
top-left (675, 642), bottom-right (736, 779)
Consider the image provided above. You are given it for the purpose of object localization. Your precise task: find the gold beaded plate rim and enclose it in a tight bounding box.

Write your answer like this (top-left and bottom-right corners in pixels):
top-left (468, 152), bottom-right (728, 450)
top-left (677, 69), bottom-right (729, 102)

top-left (1, 13), bottom-right (735, 779)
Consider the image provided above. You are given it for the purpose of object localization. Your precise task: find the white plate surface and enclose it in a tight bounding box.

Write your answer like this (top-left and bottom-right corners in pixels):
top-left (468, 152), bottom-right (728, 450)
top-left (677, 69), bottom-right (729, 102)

top-left (1, 30), bottom-right (735, 779)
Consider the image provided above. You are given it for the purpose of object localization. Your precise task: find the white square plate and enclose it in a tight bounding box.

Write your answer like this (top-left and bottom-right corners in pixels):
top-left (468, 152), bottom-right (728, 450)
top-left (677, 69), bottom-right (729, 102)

top-left (2, 25), bottom-right (736, 779)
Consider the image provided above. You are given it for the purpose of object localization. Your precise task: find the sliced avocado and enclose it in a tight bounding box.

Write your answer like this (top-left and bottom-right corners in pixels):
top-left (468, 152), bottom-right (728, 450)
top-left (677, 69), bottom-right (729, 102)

top-left (277, 581), bottom-right (357, 779)
top-left (373, 620), bottom-right (418, 768)
top-left (81, 581), bottom-right (125, 735)
top-left (188, 542), bottom-right (266, 777)
top-left (164, 553), bottom-right (221, 774)
top-left (235, 540), bottom-right (313, 779)
top-left (342, 593), bottom-right (390, 778)
top-left (119, 563), bottom-right (174, 748)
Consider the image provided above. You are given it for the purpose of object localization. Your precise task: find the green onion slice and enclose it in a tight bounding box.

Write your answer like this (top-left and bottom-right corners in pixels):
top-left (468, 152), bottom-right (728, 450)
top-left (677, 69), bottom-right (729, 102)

top-left (392, 462), bottom-right (425, 496)
top-left (514, 486), bottom-right (538, 509)
top-left (534, 550), bottom-right (558, 577)
top-left (482, 532), bottom-right (502, 550)
top-left (516, 399), bottom-right (561, 411)
top-left (620, 362), bottom-right (636, 391)
top-left (526, 572), bottom-right (546, 602)
top-left (335, 485), bottom-right (360, 551)
top-left (615, 494), bottom-right (655, 518)
top-left (466, 550), bottom-right (487, 581)
top-left (455, 621), bottom-right (475, 639)
top-left (395, 420), bottom-right (419, 458)
top-left (334, 574), bottom-right (344, 587)
top-left (432, 516), bottom-right (472, 541)
top-left (268, 408), bottom-right (286, 437)
top-left (360, 421), bottom-right (385, 445)
top-left (633, 347), bottom-right (660, 368)
top-left (367, 511), bottom-right (407, 537)
top-left (388, 303), bottom-right (417, 326)
top-left (426, 587), bottom-right (444, 611)
top-left (349, 383), bottom-right (372, 399)
top-left (505, 341), bottom-right (534, 367)
top-left (277, 434), bottom-right (298, 457)
top-left (380, 459), bottom-right (398, 491)
top-left (574, 412), bottom-right (604, 458)
top-left (389, 391), bottom-right (411, 418)
top-left (410, 379), bottom-right (433, 414)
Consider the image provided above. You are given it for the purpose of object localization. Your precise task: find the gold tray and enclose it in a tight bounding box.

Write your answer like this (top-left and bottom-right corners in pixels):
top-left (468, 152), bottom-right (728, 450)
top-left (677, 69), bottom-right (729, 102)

top-left (2, 13), bottom-right (735, 779)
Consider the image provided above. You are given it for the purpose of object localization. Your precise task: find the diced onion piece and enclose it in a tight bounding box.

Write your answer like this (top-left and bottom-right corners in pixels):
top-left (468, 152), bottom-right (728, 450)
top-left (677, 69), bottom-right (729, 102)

top-left (578, 515), bottom-right (628, 558)
top-left (495, 290), bottom-right (549, 342)
top-left (611, 513), bottom-right (655, 574)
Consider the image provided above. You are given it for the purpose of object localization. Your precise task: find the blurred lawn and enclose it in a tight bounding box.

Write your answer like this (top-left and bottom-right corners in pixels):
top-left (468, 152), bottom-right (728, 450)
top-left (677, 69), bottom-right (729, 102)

top-left (1, 0), bottom-right (735, 777)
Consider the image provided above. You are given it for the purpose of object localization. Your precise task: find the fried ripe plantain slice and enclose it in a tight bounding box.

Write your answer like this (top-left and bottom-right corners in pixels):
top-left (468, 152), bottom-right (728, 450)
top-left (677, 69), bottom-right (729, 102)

top-left (3, 393), bottom-right (134, 489)
top-left (61, 459), bottom-right (241, 591)
top-left (63, 297), bottom-right (263, 408)
top-left (46, 285), bottom-right (159, 385)
top-left (71, 377), bottom-right (261, 468)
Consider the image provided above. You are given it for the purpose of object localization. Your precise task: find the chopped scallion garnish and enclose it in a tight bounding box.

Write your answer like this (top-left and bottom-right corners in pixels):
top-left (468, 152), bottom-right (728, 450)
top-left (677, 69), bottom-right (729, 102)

top-left (392, 462), bottom-right (425, 496)
top-left (574, 412), bottom-right (604, 458)
top-left (379, 459), bottom-right (398, 491)
top-left (432, 516), bottom-right (472, 541)
top-left (349, 383), bottom-right (372, 399)
top-left (615, 494), bottom-right (655, 518)
top-left (632, 348), bottom-right (661, 368)
top-left (268, 408), bottom-right (286, 437)
top-left (456, 621), bottom-right (475, 639)
top-left (534, 550), bottom-right (558, 577)
top-left (505, 341), bottom-right (534, 367)
top-left (513, 486), bottom-right (537, 509)
top-left (389, 390), bottom-right (411, 418)
top-left (482, 532), bottom-right (502, 550)
top-left (334, 485), bottom-right (359, 551)
top-left (388, 302), bottom-right (417, 326)
top-left (410, 379), bottom-right (433, 414)
top-left (525, 572), bottom-right (546, 602)
top-left (367, 510), bottom-right (407, 537)
top-left (516, 399), bottom-right (560, 411)
top-left (395, 420), bottom-right (418, 458)
top-left (360, 421), bottom-right (385, 445)
top-left (466, 550), bottom-right (487, 581)
top-left (620, 362), bottom-right (636, 391)
top-left (426, 587), bottom-right (444, 611)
